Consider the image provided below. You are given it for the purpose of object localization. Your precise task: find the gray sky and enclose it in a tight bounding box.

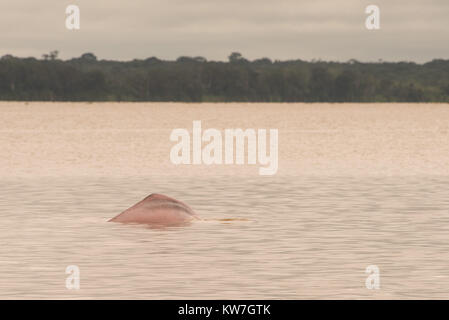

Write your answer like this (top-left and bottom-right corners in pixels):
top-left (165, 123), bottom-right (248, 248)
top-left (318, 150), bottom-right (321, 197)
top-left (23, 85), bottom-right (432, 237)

top-left (1, 0), bottom-right (448, 62)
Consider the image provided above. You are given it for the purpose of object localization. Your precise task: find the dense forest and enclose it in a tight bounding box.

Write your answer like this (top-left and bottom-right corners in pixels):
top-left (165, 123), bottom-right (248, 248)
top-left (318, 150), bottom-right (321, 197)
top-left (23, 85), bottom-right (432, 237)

top-left (0, 51), bottom-right (448, 102)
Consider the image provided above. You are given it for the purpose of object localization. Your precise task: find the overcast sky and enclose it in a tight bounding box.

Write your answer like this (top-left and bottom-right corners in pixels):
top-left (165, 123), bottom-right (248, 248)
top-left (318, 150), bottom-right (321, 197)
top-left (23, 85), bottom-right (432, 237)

top-left (1, 0), bottom-right (448, 62)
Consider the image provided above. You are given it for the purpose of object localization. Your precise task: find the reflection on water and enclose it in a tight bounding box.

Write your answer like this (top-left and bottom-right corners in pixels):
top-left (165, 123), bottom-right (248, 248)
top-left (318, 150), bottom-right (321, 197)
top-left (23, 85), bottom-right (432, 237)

top-left (1, 175), bottom-right (449, 299)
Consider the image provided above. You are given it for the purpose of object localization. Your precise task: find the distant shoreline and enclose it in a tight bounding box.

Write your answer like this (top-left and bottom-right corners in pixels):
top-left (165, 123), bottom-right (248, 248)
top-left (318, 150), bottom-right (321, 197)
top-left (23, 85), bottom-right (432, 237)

top-left (1, 53), bottom-right (448, 103)
top-left (1, 101), bottom-right (448, 105)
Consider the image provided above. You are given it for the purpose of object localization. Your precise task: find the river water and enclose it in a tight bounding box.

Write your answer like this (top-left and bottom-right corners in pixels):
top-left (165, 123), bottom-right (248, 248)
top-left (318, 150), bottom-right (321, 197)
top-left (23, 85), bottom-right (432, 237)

top-left (0, 102), bottom-right (448, 299)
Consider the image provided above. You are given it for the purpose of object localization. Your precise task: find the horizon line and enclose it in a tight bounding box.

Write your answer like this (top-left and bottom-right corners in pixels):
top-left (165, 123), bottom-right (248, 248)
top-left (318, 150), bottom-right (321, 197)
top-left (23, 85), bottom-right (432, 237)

top-left (2, 52), bottom-right (448, 65)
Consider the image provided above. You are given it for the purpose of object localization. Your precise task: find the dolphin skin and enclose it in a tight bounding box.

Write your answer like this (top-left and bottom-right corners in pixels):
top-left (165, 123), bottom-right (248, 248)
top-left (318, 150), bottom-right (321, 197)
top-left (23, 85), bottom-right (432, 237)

top-left (109, 194), bottom-right (199, 227)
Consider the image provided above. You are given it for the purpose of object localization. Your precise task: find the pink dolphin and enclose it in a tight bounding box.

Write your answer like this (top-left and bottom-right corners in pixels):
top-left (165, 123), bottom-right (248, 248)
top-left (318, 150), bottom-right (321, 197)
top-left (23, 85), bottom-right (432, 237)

top-left (109, 194), bottom-right (200, 227)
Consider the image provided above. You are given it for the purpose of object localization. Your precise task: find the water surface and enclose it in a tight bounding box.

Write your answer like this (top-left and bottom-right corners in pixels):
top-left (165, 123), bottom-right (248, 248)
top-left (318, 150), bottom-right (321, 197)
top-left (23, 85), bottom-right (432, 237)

top-left (1, 102), bottom-right (449, 299)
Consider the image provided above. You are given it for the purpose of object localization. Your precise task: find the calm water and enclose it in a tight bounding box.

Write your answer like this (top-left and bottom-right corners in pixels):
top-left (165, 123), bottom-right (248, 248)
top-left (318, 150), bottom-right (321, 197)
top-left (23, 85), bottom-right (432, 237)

top-left (1, 102), bottom-right (449, 299)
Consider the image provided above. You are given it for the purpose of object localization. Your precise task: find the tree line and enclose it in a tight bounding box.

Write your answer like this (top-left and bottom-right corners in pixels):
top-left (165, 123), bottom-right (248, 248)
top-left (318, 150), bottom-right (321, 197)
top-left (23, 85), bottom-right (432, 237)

top-left (0, 51), bottom-right (448, 102)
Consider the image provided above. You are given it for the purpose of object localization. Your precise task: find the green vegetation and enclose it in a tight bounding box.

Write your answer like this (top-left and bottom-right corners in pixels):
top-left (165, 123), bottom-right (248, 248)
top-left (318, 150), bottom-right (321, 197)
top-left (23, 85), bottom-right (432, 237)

top-left (1, 51), bottom-right (448, 102)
